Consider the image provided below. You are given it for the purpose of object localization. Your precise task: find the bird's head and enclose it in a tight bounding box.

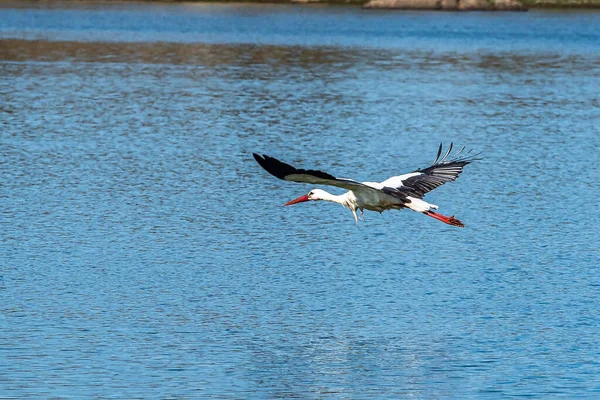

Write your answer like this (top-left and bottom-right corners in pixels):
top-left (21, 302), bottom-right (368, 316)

top-left (284, 189), bottom-right (327, 206)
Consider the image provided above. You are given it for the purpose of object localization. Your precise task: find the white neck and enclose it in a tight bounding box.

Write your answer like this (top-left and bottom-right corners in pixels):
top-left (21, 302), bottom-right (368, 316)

top-left (313, 190), bottom-right (360, 223)
top-left (318, 190), bottom-right (356, 210)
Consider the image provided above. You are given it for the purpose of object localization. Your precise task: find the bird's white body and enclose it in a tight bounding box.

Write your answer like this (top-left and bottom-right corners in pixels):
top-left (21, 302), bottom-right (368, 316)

top-left (309, 187), bottom-right (437, 223)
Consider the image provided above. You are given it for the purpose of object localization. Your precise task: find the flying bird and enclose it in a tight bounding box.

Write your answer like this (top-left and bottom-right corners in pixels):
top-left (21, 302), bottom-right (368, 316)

top-left (253, 143), bottom-right (478, 227)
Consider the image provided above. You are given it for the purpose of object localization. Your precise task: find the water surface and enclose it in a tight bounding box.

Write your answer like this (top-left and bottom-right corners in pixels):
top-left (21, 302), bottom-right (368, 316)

top-left (1, 3), bottom-right (600, 398)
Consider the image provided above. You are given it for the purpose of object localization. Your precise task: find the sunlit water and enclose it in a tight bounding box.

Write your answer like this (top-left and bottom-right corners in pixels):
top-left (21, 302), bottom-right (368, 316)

top-left (1, 3), bottom-right (600, 398)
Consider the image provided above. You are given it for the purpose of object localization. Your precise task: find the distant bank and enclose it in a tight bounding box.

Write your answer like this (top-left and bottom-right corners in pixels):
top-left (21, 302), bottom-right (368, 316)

top-left (363, 0), bottom-right (526, 10)
top-left (303, 0), bottom-right (600, 9)
top-left (4, 0), bottom-right (600, 10)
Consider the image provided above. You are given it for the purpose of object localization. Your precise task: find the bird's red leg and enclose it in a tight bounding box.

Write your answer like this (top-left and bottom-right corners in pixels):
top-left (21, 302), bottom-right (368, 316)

top-left (424, 211), bottom-right (465, 227)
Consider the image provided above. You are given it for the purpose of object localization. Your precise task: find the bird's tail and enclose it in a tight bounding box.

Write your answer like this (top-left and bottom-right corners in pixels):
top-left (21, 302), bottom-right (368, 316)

top-left (423, 211), bottom-right (464, 227)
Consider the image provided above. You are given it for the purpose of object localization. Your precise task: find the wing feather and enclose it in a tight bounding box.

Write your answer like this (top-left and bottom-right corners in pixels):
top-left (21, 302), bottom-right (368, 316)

top-left (253, 153), bottom-right (369, 192)
top-left (400, 143), bottom-right (480, 198)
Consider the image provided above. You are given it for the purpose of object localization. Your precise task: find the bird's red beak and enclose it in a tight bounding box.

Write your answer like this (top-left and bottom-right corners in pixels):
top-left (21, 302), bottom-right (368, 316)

top-left (284, 194), bottom-right (309, 206)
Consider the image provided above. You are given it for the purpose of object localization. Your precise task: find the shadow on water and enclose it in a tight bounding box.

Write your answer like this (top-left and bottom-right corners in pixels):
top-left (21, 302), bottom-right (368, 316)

top-left (2, 39), bottom-right (600, 75)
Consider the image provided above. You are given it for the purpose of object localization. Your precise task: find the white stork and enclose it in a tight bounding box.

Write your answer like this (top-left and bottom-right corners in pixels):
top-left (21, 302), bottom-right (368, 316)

top-left (253, 143), bottom-right (479, 227)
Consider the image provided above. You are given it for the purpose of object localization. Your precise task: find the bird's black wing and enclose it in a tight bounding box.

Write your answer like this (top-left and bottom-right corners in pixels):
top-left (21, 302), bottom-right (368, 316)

top-left (401, 143), bottom-right (480, 198)
top-left (253, 153), bottom-right (372, 192)
top-left (380, 186), bottom-right (413, 204)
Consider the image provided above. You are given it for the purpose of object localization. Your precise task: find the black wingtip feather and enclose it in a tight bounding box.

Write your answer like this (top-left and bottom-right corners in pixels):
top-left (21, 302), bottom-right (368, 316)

top-left (431, 143), bottom-right (481, 166)
top-left (253, 153), bottom-right (294, 180)
top-left (434, 143), bottom-right (443, 164)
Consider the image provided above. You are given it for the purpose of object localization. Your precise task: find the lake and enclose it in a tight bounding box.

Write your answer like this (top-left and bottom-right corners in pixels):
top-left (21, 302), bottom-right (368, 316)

top-left (1, 2), bottom-right (599, 398)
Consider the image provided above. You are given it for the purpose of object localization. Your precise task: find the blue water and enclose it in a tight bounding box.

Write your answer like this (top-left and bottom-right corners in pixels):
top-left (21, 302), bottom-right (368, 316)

top-left (1, 2), bottom-right (600, 398)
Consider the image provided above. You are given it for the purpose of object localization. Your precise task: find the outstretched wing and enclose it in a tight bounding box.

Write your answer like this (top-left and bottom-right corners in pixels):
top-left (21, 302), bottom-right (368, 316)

top-left (253, 153), bottom-right (370, 192)
top-left (381, 143), bottom-right (479, 198)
